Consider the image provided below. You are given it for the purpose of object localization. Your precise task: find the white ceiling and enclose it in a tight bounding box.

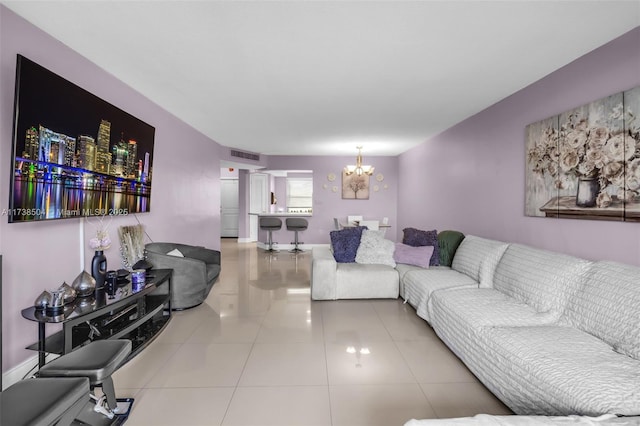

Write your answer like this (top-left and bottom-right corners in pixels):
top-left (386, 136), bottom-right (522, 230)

top-left (3, 1), bottom-right (639, 157)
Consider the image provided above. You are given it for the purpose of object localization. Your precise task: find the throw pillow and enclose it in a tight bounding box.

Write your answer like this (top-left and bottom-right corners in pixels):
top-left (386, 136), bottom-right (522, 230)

top-left (166, 248), bottom-right (184, 257)
top-left (393, 243), bottom-right (434, 269)
top-left (355, 230), bottom-right (396, 267)
top-left (402, 227), bottom-right (439, 266)
top-left (330, 227), bottom-right (365, 263)
top-left (437, 230), bottom-right (465, 267)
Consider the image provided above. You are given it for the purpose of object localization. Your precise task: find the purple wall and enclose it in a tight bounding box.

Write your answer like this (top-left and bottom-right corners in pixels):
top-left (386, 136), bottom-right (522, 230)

top-left (1, 6), bottom-right (222, 373)
top-left (398, 27), bottom-right (640, 264)
top-left (264, 155), bottom-right (399, 244)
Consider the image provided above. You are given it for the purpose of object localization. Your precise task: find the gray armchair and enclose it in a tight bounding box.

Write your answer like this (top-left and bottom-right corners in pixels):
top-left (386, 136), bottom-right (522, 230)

top-left (145, 242), bottom-right (221, 310)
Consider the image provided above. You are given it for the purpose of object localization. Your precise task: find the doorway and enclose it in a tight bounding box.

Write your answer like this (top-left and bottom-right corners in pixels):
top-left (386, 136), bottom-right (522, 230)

top-left (221, 179), bottom-right (239, 238)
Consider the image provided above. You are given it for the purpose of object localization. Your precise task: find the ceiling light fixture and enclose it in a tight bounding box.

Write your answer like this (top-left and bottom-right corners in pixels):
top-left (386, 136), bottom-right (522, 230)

top-left (344, 146), bottom-right (374, 176)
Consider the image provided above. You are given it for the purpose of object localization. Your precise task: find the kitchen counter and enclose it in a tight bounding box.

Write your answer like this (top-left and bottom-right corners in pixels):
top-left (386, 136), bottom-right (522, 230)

top-left (254, 212), bottom-right (313, 217)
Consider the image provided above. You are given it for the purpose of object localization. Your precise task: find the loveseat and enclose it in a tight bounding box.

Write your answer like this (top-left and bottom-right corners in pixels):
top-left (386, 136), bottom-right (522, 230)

top-left (311, 230), bottom-right (640, 418)
top-left (145, 242), bottom-right (221, 310)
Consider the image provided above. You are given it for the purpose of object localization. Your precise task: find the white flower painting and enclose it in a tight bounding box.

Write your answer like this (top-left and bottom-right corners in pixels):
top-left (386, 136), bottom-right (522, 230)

top-left (525, 85), bottom-right (640, 221)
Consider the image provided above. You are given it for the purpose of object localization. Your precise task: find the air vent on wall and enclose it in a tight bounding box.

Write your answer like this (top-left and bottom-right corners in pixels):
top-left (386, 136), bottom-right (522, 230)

top-left (230, 149), bottom-right (260, 161)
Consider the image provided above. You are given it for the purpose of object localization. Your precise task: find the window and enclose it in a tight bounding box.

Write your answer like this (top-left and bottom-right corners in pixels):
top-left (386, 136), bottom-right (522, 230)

top-left (286, 178), bottom-right (313, 213)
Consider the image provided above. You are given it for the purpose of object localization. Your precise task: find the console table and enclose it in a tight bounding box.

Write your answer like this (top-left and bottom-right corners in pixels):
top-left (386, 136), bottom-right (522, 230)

top-left (22, 269), bottom-right (172, 368)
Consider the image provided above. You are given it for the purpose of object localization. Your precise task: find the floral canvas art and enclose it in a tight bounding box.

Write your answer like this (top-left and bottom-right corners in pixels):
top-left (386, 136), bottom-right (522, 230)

top-left (525, 85), bottom-right (640, 221)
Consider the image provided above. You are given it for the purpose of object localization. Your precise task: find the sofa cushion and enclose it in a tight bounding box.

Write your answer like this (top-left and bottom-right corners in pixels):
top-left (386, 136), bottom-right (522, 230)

top-left (483, 325), bottom-right (640, 415)
top-left (355, 230), bottom-right (396, 267)
top-left (330, 226), bottom-right (365, 263)
top-left (393, 243), bottom-right (434, 269)
top-left (403, 269), bottom-right (477, 322)
top-left (451, 235), bottom-right (509, 286)
top-left (562, 261), bottom-right (640, 360)
top-left (402, 227), bottom-right (439, 266)
top-left (437, 230), bottom-right (465, 267)
top-left (335, 263), bottom-right (399, 299)
top-left (493, 244), bottom-right (591, 316)
top-left (431, 287), bottom-right (558, 337)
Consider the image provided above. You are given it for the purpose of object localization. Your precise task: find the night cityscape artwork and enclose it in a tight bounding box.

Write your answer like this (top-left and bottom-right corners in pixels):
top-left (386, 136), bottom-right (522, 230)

top-left (8, 55), bottom-right (155, 223)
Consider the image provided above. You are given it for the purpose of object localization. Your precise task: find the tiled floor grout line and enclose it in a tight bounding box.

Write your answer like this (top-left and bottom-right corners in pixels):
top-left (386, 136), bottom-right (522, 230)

top-left (318, 301), bottom-right (335, 426)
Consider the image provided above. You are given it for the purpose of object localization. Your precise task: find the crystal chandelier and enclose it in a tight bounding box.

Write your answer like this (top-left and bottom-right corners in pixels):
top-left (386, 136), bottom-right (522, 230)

top-left (344, 146), bottom-right (374, 176)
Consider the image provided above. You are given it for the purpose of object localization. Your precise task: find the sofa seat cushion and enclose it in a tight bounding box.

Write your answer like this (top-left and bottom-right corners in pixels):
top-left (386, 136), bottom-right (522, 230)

top-left (431, 288), bottom-right (559, 339)
top-left (336, 263), bottom-right (399, 299)
top-left (562, 261), bottom-right (640, 360)
top-left (484, 326), bottom-right (640, 416)
top-left (493, 244), bottom-right (591, 316)
top-left (403, 269), bottom-right (477, 322)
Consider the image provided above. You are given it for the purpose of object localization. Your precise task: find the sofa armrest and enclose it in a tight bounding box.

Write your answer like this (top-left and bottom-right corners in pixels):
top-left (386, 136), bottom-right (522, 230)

top-left (311, 246), bottom-right (338, 300)
top-left (145, 250), bottom-right (208, 281)
top-left (183, 247), bottom-right (221, 265)
top-left (146, 242), bottom-right (220, 265)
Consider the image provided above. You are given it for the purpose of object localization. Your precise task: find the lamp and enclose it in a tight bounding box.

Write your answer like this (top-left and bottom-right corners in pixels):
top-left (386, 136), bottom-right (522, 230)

top-left (344, 146), bottom-right (374, 176)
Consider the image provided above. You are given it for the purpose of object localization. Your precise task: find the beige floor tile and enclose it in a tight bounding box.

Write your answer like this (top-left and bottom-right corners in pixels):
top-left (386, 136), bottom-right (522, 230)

top-left (371, 299), bottom-right (441, 341)
top-left (113, 342), bottom-right (181, 389)
top-left (146, 342), bottom-right (252, 388)
top-left (238, 342), bottom-right (328, 386)
top-left (256, 299), bottom-right (323, 343)
top-left (126, 387), bottom-right (234, 426)
top-left (222, 386), bottom-right (331, 426)
top-left (153, 305), bottom-right (216, 344)
top-left (326, 341), bottom-right (416, 385)
top-left (187, 315), bottom-right (263, 344)
top-left (330, 383), bottom-right (437, 425)
top-left (323, 306), bottom-right (392, 344)
top-left (396, 340), bottom-right (478, 383)
top-left (114, 387), bottom-right (142, 399)
top-left (420, 382), bottom-right (512, 418)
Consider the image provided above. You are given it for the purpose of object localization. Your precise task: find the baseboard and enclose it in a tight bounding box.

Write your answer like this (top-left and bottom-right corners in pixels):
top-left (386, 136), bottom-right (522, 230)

top-left (237, 237), bottom-right (256, 243)
top-left (3, 354), bottom-right (37, 390)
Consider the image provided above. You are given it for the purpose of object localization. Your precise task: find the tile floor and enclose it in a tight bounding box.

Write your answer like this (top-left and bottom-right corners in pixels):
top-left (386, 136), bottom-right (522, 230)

top-left (114, 240), bottom-right (511, 425)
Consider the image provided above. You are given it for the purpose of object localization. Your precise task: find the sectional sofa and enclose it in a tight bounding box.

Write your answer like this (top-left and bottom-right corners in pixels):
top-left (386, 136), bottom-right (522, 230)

top-left (311, 234), bottom-right (640, 418)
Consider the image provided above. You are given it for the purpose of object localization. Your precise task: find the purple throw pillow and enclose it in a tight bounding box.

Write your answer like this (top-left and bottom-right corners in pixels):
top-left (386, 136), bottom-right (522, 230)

top-left (330, 227), bottom-right (365, 263)
top-left (402, 227), bottom-right (439, 266)
top-left (394, 243), bottom-right (434, 269)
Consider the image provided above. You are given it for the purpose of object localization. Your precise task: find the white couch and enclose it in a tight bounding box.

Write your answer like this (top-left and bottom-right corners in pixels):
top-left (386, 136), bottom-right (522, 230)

top-left (310, 245), bottom-right (399, 300)
top-left (400, 235), bottom-right (640, 418)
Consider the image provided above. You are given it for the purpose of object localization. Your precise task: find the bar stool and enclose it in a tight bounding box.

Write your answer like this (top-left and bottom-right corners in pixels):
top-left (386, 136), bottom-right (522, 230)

top-left (286, 218), bottom-right (308, 252)
top-left (37, 339), bottom-right (132, 420)
top-left (260, 217), bottom-right (282, 252)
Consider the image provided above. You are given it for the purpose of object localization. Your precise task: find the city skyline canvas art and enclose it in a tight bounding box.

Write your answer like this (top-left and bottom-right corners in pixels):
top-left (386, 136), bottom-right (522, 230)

top-left (8, 55), bottom-right (155, 223)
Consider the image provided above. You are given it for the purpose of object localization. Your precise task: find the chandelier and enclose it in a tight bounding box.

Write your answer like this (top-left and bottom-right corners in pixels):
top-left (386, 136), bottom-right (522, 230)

top-left (344, 146), bottom-right (374, 176)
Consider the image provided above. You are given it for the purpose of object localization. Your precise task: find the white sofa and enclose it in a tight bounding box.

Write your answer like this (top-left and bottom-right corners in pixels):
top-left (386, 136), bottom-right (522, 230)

top-left (312, 234), bottom-right (640, 418)
top-left (400, 235), bottom-right (640, 417)
top-left (311, 245), bottom-right (399, 300)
